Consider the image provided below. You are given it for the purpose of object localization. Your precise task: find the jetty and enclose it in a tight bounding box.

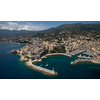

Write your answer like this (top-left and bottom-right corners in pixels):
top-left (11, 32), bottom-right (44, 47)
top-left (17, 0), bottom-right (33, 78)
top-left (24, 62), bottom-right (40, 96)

top-left (77, 54), bottom-right (92, 59)
top-left (71, 58), bottom-right (100, 65)
top-left (25, 60), bottom-right (58, 76)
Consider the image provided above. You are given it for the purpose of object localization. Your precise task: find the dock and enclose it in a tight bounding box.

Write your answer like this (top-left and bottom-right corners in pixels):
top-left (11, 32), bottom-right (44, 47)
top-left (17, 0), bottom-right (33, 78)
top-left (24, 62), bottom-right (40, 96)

top-left (77, 54), bottom-right (93, 59)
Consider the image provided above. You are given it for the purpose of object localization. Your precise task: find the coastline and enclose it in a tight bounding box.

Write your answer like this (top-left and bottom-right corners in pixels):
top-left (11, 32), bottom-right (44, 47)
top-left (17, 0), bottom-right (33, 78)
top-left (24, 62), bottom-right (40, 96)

top-left (32, 53), bottom-right (71, 63)
top-left (9, 46), bottom-right (100, 76)
top-left (13, 42), bottom-right (26, 45)
top-left (10, 49), bottom-right (59, 76)
top-left (0, 42), bottom-right (26, 45)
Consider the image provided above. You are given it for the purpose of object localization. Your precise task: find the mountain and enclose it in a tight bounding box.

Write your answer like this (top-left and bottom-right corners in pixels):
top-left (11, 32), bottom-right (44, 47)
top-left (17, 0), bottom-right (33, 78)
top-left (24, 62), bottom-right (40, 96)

top-left (52, 23), bottom-right (100, 31)
top-left (0, 23), bottom-right (100, 37)
top-left (35, 23), bottom-right (100, 34)
top-left (32, 23), bottom-right (100, 38)
top-left (0, 29), bottom-right (35, 37)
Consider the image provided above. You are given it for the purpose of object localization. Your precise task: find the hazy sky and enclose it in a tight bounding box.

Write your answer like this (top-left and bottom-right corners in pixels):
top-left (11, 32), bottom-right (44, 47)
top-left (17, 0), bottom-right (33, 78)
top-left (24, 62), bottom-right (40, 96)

top-left (0, 21), bottom-right (100, 31)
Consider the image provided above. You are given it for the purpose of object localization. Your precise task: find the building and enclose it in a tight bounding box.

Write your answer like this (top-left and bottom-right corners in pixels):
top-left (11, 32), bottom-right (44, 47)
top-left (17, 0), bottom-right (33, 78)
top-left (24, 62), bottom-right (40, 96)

top-left (49, 44), bottom-right (54, 50)
top-left (65, 46), bottom-right (72, 53)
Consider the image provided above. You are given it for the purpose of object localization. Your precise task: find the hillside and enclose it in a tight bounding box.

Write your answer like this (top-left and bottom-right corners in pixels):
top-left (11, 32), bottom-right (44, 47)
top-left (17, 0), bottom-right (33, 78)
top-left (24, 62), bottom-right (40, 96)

top-left (32, 23), bottom-right (100, 38)
top-left (0, 23), bottom-right (100, 37)
top-left (0, 29), bottom-right (35, 37)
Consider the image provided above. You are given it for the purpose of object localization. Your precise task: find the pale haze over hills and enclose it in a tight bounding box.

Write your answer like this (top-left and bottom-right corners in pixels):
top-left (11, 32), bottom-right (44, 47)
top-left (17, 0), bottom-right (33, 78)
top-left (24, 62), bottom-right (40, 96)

top-left (0, 21), bottom-right (100, 31)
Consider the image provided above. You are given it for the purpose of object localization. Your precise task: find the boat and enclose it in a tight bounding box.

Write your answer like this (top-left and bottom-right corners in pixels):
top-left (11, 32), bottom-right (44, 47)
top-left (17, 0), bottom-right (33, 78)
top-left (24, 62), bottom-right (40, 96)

top-left (45, 64), bottom-right (48, 67)
top-left (40, 64), bottom-right (42, 66)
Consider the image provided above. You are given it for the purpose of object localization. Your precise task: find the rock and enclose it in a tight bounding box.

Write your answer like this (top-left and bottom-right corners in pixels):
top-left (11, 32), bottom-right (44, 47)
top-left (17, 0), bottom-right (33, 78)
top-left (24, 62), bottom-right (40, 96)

top-left (20, 56), bottom-right (29, 61)
top-left (9, 49), bottom-right (17, 53)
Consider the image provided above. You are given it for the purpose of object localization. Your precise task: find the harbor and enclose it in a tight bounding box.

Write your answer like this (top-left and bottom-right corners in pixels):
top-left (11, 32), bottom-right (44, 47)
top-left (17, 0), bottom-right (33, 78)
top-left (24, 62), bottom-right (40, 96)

top-left (1, 42), bottom-right (100, 79)
top-left (9, 46), bottom-right (100, 77)
top-left (26, 53), bottom-right (72, 63)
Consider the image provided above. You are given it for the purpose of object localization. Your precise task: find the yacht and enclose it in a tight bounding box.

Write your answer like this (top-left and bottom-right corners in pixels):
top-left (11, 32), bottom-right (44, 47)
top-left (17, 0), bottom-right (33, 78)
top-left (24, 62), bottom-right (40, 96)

top-left (45, 64), bottom-right (48, 67)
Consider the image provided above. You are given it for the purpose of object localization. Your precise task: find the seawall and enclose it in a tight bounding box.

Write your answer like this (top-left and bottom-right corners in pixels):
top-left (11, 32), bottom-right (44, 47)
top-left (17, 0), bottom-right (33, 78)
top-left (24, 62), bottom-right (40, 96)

top-left (32, 53), bottom-right (71, 63)
top-left (71, 59), bottom-right (100, 65)
top-left (25, 61), bottom-right (58, 76)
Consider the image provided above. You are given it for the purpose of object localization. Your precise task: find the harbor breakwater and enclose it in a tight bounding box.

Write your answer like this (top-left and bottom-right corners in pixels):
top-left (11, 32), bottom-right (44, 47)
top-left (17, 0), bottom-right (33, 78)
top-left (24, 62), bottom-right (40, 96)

top-left (71, 59), bottom-right (100, 65)
top-left (25, 61), bottom-right (58, 76)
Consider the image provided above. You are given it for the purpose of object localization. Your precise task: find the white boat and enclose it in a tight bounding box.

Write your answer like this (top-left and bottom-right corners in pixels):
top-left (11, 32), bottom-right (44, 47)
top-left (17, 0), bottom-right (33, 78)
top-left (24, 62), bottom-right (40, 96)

top-left (45, 64), bottom-right (48, 67)
top-left (40, 64), bottom-right (42, 66)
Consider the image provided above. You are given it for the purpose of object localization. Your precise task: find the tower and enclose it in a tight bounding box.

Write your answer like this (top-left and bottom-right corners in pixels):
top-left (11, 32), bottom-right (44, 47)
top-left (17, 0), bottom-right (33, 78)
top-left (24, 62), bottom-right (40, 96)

top-left (52, 67), bottom-right (55, 73)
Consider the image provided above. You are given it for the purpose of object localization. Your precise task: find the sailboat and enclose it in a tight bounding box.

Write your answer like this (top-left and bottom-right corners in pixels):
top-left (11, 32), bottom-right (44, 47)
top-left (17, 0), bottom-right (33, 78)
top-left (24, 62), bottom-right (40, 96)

top-left (45, 64), bottom-right (48, 67)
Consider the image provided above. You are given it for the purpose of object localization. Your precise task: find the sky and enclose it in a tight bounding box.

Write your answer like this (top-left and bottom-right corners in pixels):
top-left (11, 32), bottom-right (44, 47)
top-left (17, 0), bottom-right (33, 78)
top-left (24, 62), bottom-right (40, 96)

top-left (0, 21), bottom-right (100, 31)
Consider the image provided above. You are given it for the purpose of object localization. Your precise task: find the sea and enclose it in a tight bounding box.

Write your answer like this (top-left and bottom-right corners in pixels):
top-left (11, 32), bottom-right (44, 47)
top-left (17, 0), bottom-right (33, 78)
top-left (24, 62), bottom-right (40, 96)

top-left (0, 42), bottom-right (100, 79)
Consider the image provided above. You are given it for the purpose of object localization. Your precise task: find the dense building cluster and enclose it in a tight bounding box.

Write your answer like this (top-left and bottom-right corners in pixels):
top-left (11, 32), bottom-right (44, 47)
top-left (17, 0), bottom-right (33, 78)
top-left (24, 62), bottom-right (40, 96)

top-left (1, 29), bottom-right (100, 61)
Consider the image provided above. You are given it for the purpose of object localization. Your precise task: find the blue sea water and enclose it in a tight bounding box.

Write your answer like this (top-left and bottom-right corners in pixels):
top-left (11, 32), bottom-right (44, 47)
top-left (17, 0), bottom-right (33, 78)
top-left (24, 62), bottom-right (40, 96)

top-left (0, 43), bottom-right (100, 79)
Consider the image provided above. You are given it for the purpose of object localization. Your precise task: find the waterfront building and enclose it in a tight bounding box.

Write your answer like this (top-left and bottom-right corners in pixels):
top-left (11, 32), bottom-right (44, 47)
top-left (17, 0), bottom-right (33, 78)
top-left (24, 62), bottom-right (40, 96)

top-left (65, 46), bottom-right (72, 53)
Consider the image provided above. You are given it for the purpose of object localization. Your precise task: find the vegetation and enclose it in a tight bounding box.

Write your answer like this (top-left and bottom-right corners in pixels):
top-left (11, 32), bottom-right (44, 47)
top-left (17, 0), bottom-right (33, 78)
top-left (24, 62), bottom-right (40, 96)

top-left (18, 49), bottom-right (21, 51)
top-left (50, 45), bottom-right (66, 53)
top-left (30, 57), bottom-right (34, 60)
top-left (25, 56), bottom-right (30, 59)
top-left (22, 52), bottom-right (28, 56)
top-left (40, 49), bottom-right (49, 58)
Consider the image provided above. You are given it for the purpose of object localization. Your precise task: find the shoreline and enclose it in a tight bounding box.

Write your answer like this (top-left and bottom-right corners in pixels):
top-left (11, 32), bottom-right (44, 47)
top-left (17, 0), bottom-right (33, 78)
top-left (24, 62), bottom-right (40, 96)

top-left (10, 49), bottom-right (59, 76)
top-left (0, 42), bottom-right (26, 45)
top-left (32, 53), bottom-right (71, 63)
top-left (9, 46), bottom-right (100, 76)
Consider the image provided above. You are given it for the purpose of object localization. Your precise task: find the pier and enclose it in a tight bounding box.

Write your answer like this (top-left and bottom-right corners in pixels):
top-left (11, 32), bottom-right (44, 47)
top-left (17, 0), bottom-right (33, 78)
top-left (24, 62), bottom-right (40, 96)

top-left (71, 59), bottom-right (91, 65)
top-left (77, 54), bottom-right (93, 59)
top-left (25, 60), bottom-right (58, 76)
top-left (71, 58), bottom-right (100, 65)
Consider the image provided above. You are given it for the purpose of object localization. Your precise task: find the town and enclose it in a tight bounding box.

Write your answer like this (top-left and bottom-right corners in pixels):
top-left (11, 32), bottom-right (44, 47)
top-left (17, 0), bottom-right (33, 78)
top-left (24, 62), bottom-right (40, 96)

top-left (9, 29), bottom-right (100, 66)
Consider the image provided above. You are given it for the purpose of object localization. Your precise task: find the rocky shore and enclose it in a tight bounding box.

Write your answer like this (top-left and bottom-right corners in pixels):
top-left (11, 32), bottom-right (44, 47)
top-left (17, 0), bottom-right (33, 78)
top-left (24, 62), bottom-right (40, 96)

top-left (9, 49), bottom-right (17, 53)
top-left (9, 49), bottom-right (28, 61)
top-left (9, 49), bottom-right (58, 76)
